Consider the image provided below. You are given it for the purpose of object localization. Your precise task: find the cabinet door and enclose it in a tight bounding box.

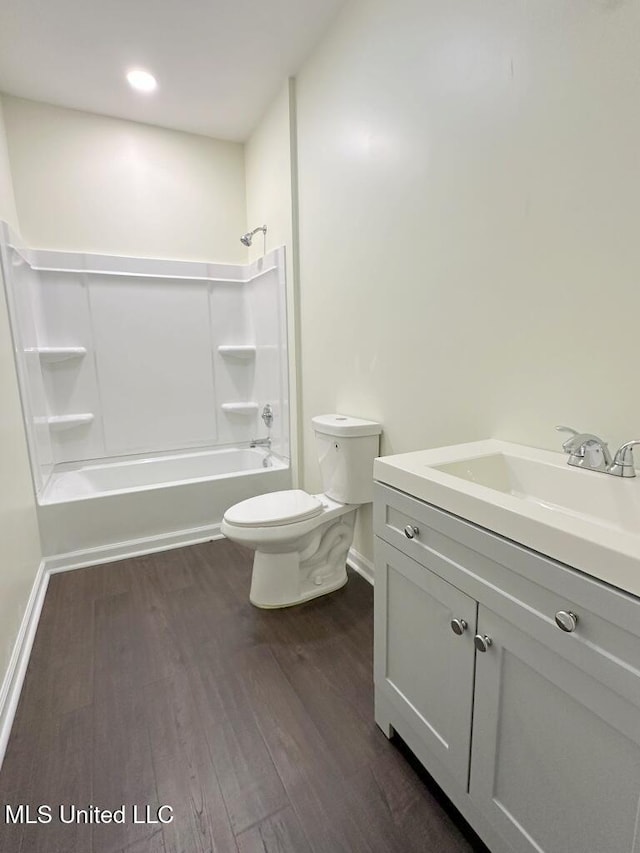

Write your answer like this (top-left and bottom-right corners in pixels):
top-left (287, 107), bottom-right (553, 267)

top-left (374, 539), bottom-right (477, 786)
top-left (470, 605), bottom-right (640, 853)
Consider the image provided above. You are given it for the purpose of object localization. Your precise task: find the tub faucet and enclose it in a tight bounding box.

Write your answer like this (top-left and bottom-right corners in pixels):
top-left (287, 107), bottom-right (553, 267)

top-left (251, 437), bottom-right (272, 450)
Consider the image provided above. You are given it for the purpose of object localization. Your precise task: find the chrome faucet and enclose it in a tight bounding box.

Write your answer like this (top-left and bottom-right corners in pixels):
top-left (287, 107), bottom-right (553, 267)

top-left (556, 426), bottom-right (640, 478)
top-left (250, 437), bottom-right (272, 450)
top-left (555, 426), bottom-right (612, 472)
top-left (252, 405), bottom-right (273, 453)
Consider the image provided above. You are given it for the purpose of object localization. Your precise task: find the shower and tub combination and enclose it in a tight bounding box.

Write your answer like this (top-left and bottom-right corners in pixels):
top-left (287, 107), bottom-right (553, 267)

top-left (0, 221), bottom-right (291, 562)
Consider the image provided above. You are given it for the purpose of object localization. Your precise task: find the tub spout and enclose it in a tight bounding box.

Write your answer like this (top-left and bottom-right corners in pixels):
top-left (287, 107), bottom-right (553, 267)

top-left (250, 437), bottom-right (271, 450)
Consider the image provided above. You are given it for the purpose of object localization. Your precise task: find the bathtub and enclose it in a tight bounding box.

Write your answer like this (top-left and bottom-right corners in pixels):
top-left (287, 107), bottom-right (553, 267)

top-left (37, 446), bottom-right (291, 561)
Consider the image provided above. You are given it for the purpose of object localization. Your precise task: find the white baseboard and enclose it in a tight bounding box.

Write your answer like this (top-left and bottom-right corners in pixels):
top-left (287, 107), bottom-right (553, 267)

top-left (0, 560), bottom-right (49, 770)
top-left (44, 522), bottom-right (223, 574)
top-left (347, 547), bottom-right (374, 585)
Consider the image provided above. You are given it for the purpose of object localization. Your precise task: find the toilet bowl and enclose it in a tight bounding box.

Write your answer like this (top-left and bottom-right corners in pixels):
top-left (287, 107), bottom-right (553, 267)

top-left (221, 414), bottom-right (382, 608)
top-left (221, 490), bottom-right (357, 608)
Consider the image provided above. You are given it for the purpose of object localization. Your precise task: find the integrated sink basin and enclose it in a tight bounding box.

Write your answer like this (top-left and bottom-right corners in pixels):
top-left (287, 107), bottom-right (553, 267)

top-left (374, 439), bottom-right (640, 597)
top-left (433, 452), bottom-right (640, 532)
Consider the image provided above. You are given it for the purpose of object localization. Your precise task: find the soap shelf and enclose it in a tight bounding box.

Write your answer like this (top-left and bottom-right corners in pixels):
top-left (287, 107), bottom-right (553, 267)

top-left (221, 402), bottom-right (259, 415)
top-left (47, 413), bottom-right (94, 430)
top-left (218, 345), bottom-right (256, 359)
top-left (27, 347), bottom-right (87, 363)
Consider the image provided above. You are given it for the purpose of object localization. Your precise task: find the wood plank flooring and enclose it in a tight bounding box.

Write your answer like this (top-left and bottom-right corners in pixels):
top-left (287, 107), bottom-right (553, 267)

top-left (0, 539), bottom-right (488, 853)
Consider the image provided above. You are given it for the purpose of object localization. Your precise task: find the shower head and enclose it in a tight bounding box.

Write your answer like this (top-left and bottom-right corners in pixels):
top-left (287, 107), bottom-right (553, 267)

top-left (240, 225), bottom-right (267, 247)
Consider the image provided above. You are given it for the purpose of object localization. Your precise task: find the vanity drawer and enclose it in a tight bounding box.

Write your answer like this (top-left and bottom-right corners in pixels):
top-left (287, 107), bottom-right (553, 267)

top-left (374, 482), bottom-right (640, 707)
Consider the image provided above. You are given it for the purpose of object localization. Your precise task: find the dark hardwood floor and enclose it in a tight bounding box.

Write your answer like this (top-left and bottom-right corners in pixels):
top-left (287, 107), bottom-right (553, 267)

top-left (0, 539), bottom-right (486, 853)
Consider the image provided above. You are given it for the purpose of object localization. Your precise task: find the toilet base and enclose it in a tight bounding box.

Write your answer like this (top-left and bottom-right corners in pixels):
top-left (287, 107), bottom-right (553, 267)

top-left (250, 561), bottom-right (348, 609)
top-left (249, 511), bottom-right (356, 608)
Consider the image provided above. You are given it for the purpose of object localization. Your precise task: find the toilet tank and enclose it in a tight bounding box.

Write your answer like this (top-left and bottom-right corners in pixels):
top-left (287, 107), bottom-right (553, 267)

top-left (312, 414), bottom-right (383, 504)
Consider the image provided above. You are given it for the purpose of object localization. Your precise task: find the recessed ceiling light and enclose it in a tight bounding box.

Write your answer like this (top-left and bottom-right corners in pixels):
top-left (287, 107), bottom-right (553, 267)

top-left (126, 69), bottom-right (157, 93)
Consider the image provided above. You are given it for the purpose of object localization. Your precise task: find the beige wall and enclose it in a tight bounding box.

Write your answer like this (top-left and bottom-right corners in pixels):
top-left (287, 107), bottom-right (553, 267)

top-left (2, 95), bottom-right (247, 263)
top-left (0, 98), bottom-right (41, 703)
top-left (295, 0), bottom-right (640, 561)
top-left (245, 81), bottom-right (301, 482)
top-left (245, 82), bottom-right (295, 264)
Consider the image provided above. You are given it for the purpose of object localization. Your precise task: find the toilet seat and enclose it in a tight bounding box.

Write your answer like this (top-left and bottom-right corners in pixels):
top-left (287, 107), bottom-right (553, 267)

top-left (223, 489), bottom-right (323, 528)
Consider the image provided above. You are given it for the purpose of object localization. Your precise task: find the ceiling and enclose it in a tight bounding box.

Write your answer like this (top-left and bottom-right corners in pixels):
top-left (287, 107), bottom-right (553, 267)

top-left (0, 0), bottom-right (346, 141)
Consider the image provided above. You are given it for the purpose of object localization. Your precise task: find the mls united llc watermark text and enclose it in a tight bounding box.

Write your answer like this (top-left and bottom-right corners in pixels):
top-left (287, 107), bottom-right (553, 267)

top-left (4, 804), bottom-right (174, 825)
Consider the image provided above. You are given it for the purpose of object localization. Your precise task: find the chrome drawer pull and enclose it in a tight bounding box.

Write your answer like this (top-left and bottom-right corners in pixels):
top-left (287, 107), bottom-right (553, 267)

top-left (474, 634), bottom-right (493, 653)
top-left (555, 610), bottom-right (578, 633)
top-left (403, 524), bottom-right (419, 539)
top-left (451, 618), bottom-right (467, 636)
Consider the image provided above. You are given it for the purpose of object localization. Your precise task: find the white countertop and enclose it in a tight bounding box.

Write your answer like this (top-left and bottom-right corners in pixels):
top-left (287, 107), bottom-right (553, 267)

top-left (374, 439), bottom-right (640, 599)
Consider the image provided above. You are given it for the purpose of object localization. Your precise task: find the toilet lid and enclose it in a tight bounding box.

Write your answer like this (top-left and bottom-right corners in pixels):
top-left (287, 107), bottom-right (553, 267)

top-left (224, 490), bottom-right (324, 528)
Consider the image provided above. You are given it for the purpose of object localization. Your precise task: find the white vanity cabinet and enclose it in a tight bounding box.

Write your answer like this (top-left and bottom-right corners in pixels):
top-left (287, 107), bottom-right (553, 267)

top-left (374, 482), bottom-right (640, 853)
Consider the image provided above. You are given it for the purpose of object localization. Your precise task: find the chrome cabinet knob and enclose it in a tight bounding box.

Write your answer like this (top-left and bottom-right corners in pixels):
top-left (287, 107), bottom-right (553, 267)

top-left (451, 618), bottom-right (468, 635)
top-left (474, 634), bottom-right (493, 653)
top-left (403, 524), bottom-right (419, 539)
top-left (555, 610), bottom-right (578, 633)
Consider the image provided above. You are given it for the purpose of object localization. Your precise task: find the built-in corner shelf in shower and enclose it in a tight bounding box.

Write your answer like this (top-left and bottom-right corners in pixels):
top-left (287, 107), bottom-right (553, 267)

top-left (217, 345), bottom-right (256, 359)
top-left (27, 346), bottom-right (87, 363)
top-left (46, 413), bottom-right (94, 431)
top-left (220, 402), bottom-right (259, 415)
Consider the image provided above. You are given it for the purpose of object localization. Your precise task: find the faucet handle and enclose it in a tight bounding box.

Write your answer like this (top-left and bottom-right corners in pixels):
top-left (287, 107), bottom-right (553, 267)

top-left (555, 425), bottom-right (579, 435)
top-left (609, 440), bottom-right (640, 478)
top-left (555, 425), bottom-right (580, 453)
top-left (261, 403), bottom-right (274, 429)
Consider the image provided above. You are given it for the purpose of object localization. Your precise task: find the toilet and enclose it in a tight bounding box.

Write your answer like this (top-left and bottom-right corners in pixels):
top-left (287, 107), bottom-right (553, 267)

top-left (221, 414), bottom-right (382, 608)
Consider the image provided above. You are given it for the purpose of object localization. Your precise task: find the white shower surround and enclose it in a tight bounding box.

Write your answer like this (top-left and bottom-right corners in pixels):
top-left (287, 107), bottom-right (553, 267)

top-left (0, 222), bottom-right (292, 558)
